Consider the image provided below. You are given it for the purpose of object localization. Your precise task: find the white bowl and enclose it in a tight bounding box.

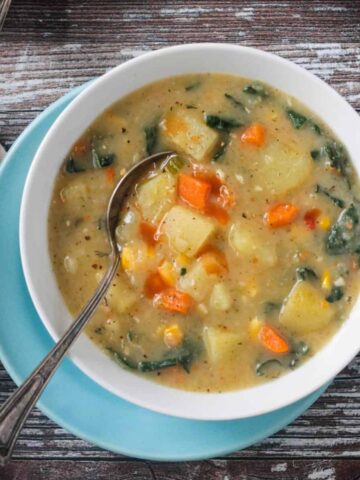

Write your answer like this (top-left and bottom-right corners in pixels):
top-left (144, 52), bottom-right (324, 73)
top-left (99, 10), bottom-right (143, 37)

top-left (20, 44), bottom-right (360, 420)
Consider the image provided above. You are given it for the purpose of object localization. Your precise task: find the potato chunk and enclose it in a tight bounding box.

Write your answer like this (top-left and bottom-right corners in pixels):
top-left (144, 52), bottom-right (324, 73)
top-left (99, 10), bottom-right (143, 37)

top-left (203, 327), bottom-right (244, 364)
top-left (254, 141), bottom-right (313, 195)
top-left (229, 221), bottom-right (277, 268)
top-left (280, 281), bottom-right (334, 334)
top-left (179, 260), bottom-right (215, 302)
top-left (162, 205), bottom-right (216, 257)
top-left (106, 277), bottom-right (137, 314)
top-left (160, 110), bottom-right (219, 162)
top-left (136, 173), bottom-right (176, 224)
top-left (209, 283), bottom-right (233, 311)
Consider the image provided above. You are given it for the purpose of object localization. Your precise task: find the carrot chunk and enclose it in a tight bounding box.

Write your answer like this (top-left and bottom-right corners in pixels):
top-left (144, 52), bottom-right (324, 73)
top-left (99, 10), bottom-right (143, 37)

top-left (266, 203), bottom-right (299, 228)
top-left (304, 208), bottom-right (321, 230)
top-left (258, 324), bottom-right (289, 354)
top-left (154, 288), bottom-right (193, 314)
top-left (139, 222), bottom-right (158, 247)
top-left (105, 166), bottom-right (116, 185)
top-left (144, 272), bottom-right (167, 298)
top-left (192, 169), bottom-right (223, 195)
top-left (178, 173), bottom-right (211, 211)
top-left (200, 248), bottom-right (228, 275)
top-left (240, 123), bottom-right (266, 147)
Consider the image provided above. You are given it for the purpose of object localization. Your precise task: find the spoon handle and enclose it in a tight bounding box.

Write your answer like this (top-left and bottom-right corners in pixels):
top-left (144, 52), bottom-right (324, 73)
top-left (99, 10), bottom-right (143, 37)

top-left (0, 255), bottom-right (120, 466)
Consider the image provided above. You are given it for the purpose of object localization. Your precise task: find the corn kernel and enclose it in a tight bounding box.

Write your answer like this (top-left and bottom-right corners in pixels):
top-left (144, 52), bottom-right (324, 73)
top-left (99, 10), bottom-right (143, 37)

top-left (319, 216), bottom-right (331, 230)
top-left (249, 317), bottom-right (263, 341)
top-left (176, 254), bottom-right (191, 268)
top-left (321, 270), bottom-right (331, 290)
top-left (163, 324), bottom-right (183, 348)
top-left (158, 260), bottom-right (177, 286)
top-left (121, 246), bottom-right (136, 271)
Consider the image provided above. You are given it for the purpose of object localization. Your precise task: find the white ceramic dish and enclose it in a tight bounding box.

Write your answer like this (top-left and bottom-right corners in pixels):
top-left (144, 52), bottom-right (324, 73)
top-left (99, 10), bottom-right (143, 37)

top-left (20, 43), bottom-right (360, 420)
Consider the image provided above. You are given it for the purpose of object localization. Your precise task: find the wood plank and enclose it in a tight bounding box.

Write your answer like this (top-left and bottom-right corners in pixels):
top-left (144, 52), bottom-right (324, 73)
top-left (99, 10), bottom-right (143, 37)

top-left (1, 458), bottom-right (360, 480)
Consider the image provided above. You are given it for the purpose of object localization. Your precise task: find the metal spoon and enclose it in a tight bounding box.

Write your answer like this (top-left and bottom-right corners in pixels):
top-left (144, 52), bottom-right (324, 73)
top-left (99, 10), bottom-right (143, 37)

top-left (0, 150), bottom-right (174, 465)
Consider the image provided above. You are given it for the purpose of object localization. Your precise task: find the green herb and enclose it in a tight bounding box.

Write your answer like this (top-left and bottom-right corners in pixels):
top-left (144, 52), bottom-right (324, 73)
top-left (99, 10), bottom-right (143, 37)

top-left (315, 184), bottom-right (345, 208)
top-left (186, 104), bottom-right (197, 109)
top-left (326, 204), bottom-right (360, 255)
top-left (287, 109), bottom-right (308, 129)
top-left (65, 157), bottom-right (85, 173)
top-left (180, 267), bottom-right (187, 276)
top-left (205, 114), bottom-right (242, 131)
top-left (326, 286), bottom-right (344, 303)
top-left (92, 149), bottom-right (115, 169)
top-left (256, 359), bottom-right (283, 376)
top-left (323, 141), bottom-right (351, 187)
top-left (212, 138), bottom-right (229, 161)
top-left (224, 93), bottom-right (245, 110)
top-left (144, 125), bottom-right (158, 155)
top-left (243, 83), bottom-right (268, 97)
top-left (296, 266), bottom-right (318, 281)
top-left (311, 149), bottom-right (320, 160)
top-left (94, 250), bottom-right (109, 257)
top-left (263, 302), bottom-right (281, 314)
top-left (165, 155), bottom-right (186, 175)
top-left (185, 81), bottom-right (201, 91)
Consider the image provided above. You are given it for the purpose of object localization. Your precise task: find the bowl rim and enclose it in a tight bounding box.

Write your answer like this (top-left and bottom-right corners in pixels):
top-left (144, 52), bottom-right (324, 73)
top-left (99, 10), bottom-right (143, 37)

top-left (19, 43), bottom-right (360, 420)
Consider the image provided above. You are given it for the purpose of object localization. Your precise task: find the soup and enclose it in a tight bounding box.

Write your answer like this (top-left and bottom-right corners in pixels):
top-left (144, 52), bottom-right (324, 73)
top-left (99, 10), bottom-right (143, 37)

top-left (48, 74), bottom-right (360, 393)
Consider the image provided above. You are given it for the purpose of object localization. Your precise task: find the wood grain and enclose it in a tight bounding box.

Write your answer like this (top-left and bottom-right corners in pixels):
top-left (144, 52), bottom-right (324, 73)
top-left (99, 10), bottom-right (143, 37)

top-left (1, 0), bottom-right (360, 478)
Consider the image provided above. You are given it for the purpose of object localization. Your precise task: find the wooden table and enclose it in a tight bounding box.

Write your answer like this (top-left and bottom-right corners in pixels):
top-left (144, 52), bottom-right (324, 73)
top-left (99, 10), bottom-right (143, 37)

top-left (1, 1), bottom-right (360, 478)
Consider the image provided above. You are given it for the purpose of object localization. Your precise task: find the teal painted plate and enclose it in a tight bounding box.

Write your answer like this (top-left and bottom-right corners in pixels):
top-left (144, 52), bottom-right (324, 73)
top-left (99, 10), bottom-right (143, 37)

top-left (0, 84), bottom-right (328, 461)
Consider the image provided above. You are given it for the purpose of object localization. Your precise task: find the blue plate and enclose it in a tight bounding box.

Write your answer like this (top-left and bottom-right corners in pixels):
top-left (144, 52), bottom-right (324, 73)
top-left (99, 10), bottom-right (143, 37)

top-left (0, 84), bottom-right (328, 461)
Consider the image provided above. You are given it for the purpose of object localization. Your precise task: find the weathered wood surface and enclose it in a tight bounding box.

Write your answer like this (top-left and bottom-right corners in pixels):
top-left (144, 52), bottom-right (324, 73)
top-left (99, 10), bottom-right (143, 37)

top-left (1, 0), bottom-right (360, 478)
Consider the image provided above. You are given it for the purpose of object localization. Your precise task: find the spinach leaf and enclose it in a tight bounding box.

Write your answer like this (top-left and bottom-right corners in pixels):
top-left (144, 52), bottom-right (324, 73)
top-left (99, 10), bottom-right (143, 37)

top-left (323, 141), bottom-right (351, 186)
top-left (205, 114), bottom-right (242, 131)
top-left (263, 302), bottom-right (281, 314)
top-left (185, 81), bottom-right (201, 91)
top-left (212, 138), bottom-right (229, 161)
top-left (92, 149), bottom-right (115, 169)
top-left (311, 149), bottom-right (321, 161)
top-left (224, 93), bottom-right (245, 110)
top-left (326, 286), bottom-right (344, 303)
top-left (315, 184), bottom-right (345, 208)
top-left (65, 157), bottom-right (85, 173)
top-left (296, 267), bottom-right (318, 281)
top-left (243, 83), bottom-right (268, 97)
top-left (287, 109), bottom-right (307, 129)
top-left (144, 125), bottom-right (158, 155)
top-left (289, 341), bottom-right (310, 368)
top-left (326, 204), bottom-right (360, 255)
top-left (309, 121), bottom-right (322, 135)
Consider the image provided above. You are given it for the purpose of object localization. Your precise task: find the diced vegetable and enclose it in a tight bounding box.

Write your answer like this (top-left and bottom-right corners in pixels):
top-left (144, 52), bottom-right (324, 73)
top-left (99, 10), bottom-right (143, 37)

top-left (179, 260), bottom-right (215, 302)
top-left (137, 173), bottom-right (176, 225)
top-left (280, 281), bottom-right (334, 334)
top-left (304, 208), bottom-right (321, 230)
top-left (139, 222), bottom-right (157, 247)
top-left (229, 221), bottom-right (277, 268)
top-left (163, 324), bottom-right (183, 348)
top-left (315, 184), bottom-right (345, 208)
top-left (105, 166), bottom-right (116, 185)
top-left (154, 288), bottom-right (193, 314)
top-left (254, 141), bottom-right (313, 195)
top-left (248, 317), bottom-right (263, 340)
top-left (165, 155), bottom-right (186, 175)
top-left (203, 326), bottom-right (244, 364)
top-left (319, 216), bottom-right (331, 230)
top-left (326, 286), bottom-right (344, 303)
top-left (92, 150), bottom-right (115, 169)
top-left (158, 260), bottom-right (177, 287)
top-left (121, 242), bottom-right (155, 272)
top-left (72, 140), bottom-right (89, 156)
top-left (258, 324), bottom-right (289, 354)
top-left (240, 123), bottom-right (266, 147)
top-left (265, 203), bottom-right (299, 228)
top-left (209, 283), bottom-right (232, 311)
top-left (60, 180), bottom-right (88, 204)
top-left (161, 110), bottom-right (219, 162)
top-left (200, 248), bottom-right (228, 275)
top-left (178, 173), bottom-right (211, 212)
top-left (162, 205), bottom-right (216, 257)
top-left (205, 114), bottom-right (242, 131)
top-left (311, 149), bottom-right (320, 160)
top-left (243, 83), bottom-right (268, 97)
top-left (206, 202), bottom-right (230, 225)
top-left (287, 109), bottom-right (307, 129)
top-left (106, 277), bottom-right (137, 314)
top-left (144, 272), bottom-right (167, 298)
top-left (323, 141), bottom-right (351, 186)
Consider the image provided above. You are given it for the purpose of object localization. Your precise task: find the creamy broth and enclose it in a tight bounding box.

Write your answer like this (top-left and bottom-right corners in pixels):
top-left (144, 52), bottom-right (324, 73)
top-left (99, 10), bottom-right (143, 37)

top-left (48, 74), bottom-right (360, 392)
